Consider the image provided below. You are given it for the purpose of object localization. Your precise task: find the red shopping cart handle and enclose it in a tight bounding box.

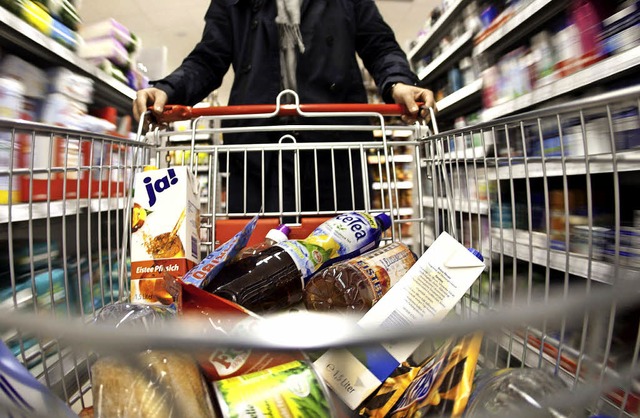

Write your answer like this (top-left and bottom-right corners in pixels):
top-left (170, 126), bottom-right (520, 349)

top-left (154, 103), bottom-right (423, 124)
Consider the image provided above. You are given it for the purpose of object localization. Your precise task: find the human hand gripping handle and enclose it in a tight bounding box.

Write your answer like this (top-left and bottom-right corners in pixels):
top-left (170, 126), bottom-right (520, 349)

top-left (390, 83), bottom-right (436, 124)
top-left (132, 87), bottom-right (169, 122)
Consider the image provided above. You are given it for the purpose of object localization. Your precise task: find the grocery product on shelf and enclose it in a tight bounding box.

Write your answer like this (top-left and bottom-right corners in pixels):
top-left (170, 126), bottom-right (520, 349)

top-left (314, 232), bottom-right (485, 410)
top-left (77, 17), bottom-right (147, 89)
top-left (46, 67), bottom-right (94, 103)
top-left (206, 211), bottom-right (392, 313)
top-left (15, 0), bottom-right (79, 50)
top-left (0, 76), bottom-right (25, 204)
top-left (0, 54), bottom-right (48, 100)
top-left (130, 166), bottom-right (201, 307)
top-left (303, 242), bottom-right (417, 315)
top-left (213, 359), bottom-right (336, 417)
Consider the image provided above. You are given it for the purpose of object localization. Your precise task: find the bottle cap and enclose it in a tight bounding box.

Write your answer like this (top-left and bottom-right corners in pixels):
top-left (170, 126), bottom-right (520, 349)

top-left (266, 224), bottom-right (291, 243)
top-left (375, 213), bottom-right (392, 231)
top-left (468, 247), bottom-right (484, 262)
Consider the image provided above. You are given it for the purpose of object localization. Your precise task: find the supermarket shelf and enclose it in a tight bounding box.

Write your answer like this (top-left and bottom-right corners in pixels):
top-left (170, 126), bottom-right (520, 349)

top-left (417, 30), bottom-right (474, 85)
top-left (423, 195), bottom-right (489, 215)
top-left (473, 0), bottom-right (563, 55)
top-left (0, 6), bottom-right (135, 114)
top-left (482, 45), bottom-right (640, 121)
top-left (408, 0), bottom-right (472, 62)
top-left (0, 197), bottom-right (127, 223)
top-left (436, 78), bottom-right (483, 116)
top-left (486, 149), bottom-right (640, 180)
top-left (372, 181), bottom-right (413, 190)
top-left (491, 228), bottom-right (639, 285)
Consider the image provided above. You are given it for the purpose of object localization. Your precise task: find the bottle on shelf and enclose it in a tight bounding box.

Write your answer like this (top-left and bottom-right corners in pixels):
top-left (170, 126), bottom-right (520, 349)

top-left (206, 212), bottom-right (392, 313)
top-left (236, 224), bottom-right (291, 260)
top-left (303, 241), bottom-right (417, 315)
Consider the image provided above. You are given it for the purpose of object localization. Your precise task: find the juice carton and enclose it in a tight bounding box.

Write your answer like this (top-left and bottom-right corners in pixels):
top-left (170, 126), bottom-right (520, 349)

top-left (130, 166), bottom-right (200, 306)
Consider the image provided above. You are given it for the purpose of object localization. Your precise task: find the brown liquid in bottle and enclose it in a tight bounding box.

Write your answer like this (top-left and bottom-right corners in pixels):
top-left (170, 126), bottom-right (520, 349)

top-left (304, 242), bottom-right (417, 315)
top-left (206, 246), bottom-right (303, 313)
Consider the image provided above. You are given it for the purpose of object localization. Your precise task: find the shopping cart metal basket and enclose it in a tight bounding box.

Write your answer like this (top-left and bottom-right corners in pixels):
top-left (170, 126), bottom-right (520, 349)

top-left (1, 87), bottom-right (640, 417)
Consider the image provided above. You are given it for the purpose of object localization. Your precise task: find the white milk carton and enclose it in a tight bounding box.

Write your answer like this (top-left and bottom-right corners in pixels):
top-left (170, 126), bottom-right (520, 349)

top-left (313, 231), bottom-right (485, 410)
top-left (130, 166), bottom-right (200, 306)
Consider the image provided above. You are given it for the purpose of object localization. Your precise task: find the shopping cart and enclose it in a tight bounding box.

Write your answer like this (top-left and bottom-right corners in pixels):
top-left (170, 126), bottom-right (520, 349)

top-left (0, 87), bottom-right (639, 417)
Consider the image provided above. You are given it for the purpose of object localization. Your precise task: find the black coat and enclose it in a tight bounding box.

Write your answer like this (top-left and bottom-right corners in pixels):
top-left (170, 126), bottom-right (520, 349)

top-left (155, 0), bottom-right (417, 109)
top-left (155, 0), bottom-right (418, 213)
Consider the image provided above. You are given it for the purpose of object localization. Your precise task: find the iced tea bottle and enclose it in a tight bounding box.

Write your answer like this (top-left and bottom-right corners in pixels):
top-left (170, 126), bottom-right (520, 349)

top-left (303, 242), bottom-right (417, 315)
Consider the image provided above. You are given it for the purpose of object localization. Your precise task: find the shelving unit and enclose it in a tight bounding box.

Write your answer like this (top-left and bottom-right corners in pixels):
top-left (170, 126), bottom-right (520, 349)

top-left (482, 45), bottom-right (640, 120)
top-left (409, 0), bottom-right (640, 129)
top-left (473, 0), bottom-right (564, 56)
top-left (436, 77), bottom-right (483, 117)
top-left (0, 5), bottom-right (135, 114)
top-left (0, 198), bottom-right (127, 223)
top-left (417, 30), bottom-right (474, 85)
top-left (412, 1), bottom-right (640, 409)
top-left (407, 0), bottom-right (472, 63)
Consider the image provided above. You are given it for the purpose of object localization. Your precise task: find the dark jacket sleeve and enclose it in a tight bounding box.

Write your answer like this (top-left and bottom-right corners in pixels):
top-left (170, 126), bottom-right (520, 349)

top-left (353, 0), bottom-right (418, 103)
top-left (153, 1), bottom-right (233, 105)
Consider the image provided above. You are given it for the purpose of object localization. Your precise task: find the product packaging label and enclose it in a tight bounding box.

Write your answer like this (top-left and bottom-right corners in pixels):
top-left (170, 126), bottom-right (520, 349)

top-left (279, 212), bottom-right (387, 281)
top-left (180, 282), bottom-right (304, 381)
top-left (276, 239), bottom-right (330, 280)
top-left (305, 212), bottom-right (383, 266)
top-left (388, 333), bottom-right (483, 417)
top-left (130, 166), bottom-right (200, 306)
top-left (314, 231), bottom-right (485, 410)
top-left (348, 242), bottom-right (416, 302)
top-left (214, 360), bottom-right (334, 418)
top-left (182, 215), bottom-right (259, 289)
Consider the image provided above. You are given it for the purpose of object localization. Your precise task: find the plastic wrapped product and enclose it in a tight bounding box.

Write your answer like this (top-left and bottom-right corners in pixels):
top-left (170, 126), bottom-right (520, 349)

top-left (213, 360), bottom-right (336, 418)
top-left (93, 302), bottom-right (176, 328)
top-left (91, 303), bottom-right (215, 417)
top-left (464, 368), bottom-right (576, 418)
top-left (91, 350), bottom-right (217, 418)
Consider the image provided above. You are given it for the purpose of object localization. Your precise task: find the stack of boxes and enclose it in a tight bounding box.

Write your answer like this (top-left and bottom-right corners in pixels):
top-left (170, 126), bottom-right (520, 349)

top-left (78, 18), bottom-right (149, 91)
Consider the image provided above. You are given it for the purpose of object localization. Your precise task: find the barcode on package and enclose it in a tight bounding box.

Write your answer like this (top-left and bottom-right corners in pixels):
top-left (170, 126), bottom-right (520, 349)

top-left (191, 236), bottom-right (198, 258)
top-left (381, 311), bottom-right (411, 328)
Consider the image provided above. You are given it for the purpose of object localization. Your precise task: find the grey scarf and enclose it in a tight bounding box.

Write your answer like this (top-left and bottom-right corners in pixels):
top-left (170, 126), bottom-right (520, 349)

top-left (275, 0), bottom-right (305, 92)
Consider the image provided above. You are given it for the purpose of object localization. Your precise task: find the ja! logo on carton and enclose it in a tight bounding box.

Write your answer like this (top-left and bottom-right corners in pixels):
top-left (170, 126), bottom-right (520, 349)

top-left (130, 166), bottom-right (200, 306)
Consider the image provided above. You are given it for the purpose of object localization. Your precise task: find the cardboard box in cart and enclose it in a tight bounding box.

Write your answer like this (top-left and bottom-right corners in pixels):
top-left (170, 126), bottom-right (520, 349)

top-left (130, 166), bottom-right (200, 306)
